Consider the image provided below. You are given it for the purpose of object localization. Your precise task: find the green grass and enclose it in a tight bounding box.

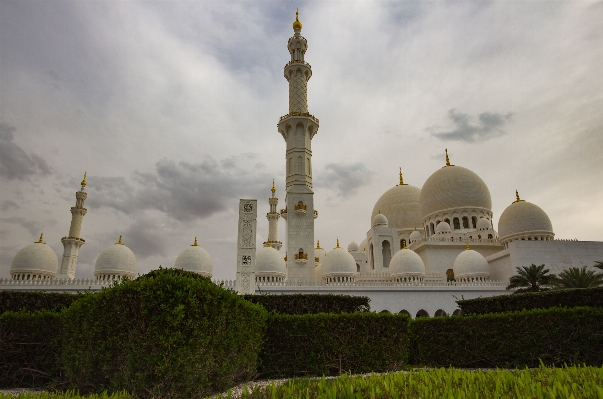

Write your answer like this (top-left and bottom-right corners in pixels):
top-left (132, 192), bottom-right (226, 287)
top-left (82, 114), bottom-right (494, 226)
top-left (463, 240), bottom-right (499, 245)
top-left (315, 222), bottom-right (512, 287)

top-left (226, 365), bottom-right (603, 399)
top-left (0, 391), bottom-right (133, 399)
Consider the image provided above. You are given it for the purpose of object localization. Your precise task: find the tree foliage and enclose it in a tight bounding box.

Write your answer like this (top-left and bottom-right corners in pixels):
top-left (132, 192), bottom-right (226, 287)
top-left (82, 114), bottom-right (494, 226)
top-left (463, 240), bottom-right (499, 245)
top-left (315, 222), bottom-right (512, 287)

top-left (506, 264), bottom-right (555, 292)
top-left (552, 266), bottom-right (603, 289)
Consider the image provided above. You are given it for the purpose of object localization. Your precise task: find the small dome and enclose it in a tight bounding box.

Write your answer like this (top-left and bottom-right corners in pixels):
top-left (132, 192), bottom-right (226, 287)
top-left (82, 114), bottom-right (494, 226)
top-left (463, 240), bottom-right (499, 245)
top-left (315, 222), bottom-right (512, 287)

top-left (409, 230), bottom-right (423, 243)
top-left (389, 248), bottom-right (425, 279)
top-left (419, 165), bottom-right (492, 220)
top-left (255, 245), bottom-right (286, 278)
top-left (348, 240), bottom-right (359, 252)
top-left (322, 245), bottom-right (357, 278)
top-left (435, 221), bottom-right (451, 234)
top-left (373, 213), bottom-right (388, 227)
top-left (95, 236), bottom-right (136, 279)
top-left (498, 195), bottom-right (554, 244)
top-left (11, 234), bottom-right (58, 279)
top-left (358, 238), bottom-right (368, 252)
top-left (476, 217), bottom-right (492, 230)
top-left (453, 246), bottom-right (490, 280)
top-left (173, 237), bottom-right (213, 277)
top-left (371, 183), bottom-right (421, 232)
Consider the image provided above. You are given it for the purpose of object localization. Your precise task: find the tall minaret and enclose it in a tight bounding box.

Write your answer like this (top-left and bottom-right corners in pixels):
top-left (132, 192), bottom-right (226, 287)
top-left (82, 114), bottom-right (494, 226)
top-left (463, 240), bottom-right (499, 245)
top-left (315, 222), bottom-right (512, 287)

top-left (278, 10), bottom-right (319, 281)
top-left (264, 180), bottom-right (282, 250)
top-left (58, 173), bottom-right (88, 279)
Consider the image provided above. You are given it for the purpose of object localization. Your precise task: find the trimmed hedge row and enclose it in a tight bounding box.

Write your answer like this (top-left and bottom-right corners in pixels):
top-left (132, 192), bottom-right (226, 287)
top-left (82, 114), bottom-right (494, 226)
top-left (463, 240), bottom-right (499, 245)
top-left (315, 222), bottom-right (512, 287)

top-left (0, 291), bottom-right (84, 314)
top-left (243, 293), bottom-right (370, 314)
top-left (457, 287), bottom-right (603, 316)
top-left (59, 268), bottom-right (268, 399)
top-left (259, 313), bottom-right (410, 378)
top-left (410, 306), bottom-right (603, 368)
top-left (0, 310), bottom-right (62, 388)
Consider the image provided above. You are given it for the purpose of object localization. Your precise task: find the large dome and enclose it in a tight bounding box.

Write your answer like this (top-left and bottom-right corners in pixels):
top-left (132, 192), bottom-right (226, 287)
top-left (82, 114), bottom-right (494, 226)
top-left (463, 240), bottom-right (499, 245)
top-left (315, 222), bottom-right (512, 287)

top-left (419, 165), bottom-right (492, 220)
top-left (452, 246), bottom-right (490, 281)
top-left (255, 245), bottom-right (286, 278)
top-left (94, 236), bottom-right (136, 279)
top-left (11, 234), bottom-right (58, 279)
top-left (174, 238), bottom-right (213, 277)
top-left (498, 197), bottom-right (553, 244)
top-left (372, 184), bottom-right (421, 231)
top-left (322, 245), bottom-right (357, 278)
top-left (389, 248), bottom-right (425, 279)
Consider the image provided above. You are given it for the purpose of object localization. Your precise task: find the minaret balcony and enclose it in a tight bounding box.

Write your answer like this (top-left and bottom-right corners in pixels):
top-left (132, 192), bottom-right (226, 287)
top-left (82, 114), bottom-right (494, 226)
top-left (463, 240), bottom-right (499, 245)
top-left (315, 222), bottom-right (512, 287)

top-left (285, 60), bottom-right (311, 69)
top-left (61, 236), bottom-right (85, 243)
top-left (280, 207), bottom-right (288, 220)
top-left (294, 202), bottom-right (307, 216)
top-left (279, 112), bottom-right (320, 126)
top-left (294, 252), bottom-right (308, 264)
top-left (313, 210), bottom-right (318, 219)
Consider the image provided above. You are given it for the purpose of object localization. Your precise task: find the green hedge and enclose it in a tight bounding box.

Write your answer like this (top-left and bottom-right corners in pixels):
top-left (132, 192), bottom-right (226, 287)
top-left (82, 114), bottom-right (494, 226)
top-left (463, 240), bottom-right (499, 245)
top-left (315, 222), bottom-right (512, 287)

top-left (0, 291), bottom-right (85, 314)
top-left (0, 311), bottom-right (62, 388)
top-left (243, 293), bottom-right (370, 314)
top-left (457, 287), bottom-right (603, 316)
top-left (410, 306), bottom-right (603, 368)
top-left (259, 313), bottom-right (410, 378)
top-left (59, 268), bottom-right (268, 398)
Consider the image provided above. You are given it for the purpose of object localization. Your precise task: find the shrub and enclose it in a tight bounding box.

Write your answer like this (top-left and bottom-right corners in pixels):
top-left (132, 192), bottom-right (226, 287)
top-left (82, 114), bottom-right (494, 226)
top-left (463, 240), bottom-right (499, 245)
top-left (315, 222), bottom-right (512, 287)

top-left (259, 313), bottom-right (410, 378)
top-left (59, 268), bottom-right (268, 398)
top-left (0, 291), bottom-right (85, 314)
top-left (457, 286), bottom-right (603, 316)
top-left (243, 293), bottom-right (370, 314)
top-left (410, 306), bottom-right (603, 368)
top-left (0, 311), bottom-right (62, 389)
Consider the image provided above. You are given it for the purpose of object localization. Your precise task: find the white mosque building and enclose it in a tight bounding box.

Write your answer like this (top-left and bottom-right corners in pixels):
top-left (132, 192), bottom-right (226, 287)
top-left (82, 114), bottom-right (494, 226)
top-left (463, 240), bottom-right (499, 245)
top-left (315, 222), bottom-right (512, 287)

top-left (2, 12), bottom-right (603, 317)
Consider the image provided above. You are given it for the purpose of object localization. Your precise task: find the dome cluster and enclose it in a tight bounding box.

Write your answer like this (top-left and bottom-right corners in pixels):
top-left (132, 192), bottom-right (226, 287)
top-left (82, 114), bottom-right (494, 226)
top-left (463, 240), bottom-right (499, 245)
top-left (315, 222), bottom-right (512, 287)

top-left (255, 244), bottom-right (286, 283)
top-left (498, 193), bottom-right (554, 246)
top-left (94, 235), bottom-right (137, 280)
top-left (174, 237), bottom-right (213, 277)
top-left (452, 244), bottom-right (490, 282)
top-left (322, 240), bottom-right (357, 283)
top-left (10, 234), bottom-right (58, 280)
top-left (389, 247), bottom-right (425, 282)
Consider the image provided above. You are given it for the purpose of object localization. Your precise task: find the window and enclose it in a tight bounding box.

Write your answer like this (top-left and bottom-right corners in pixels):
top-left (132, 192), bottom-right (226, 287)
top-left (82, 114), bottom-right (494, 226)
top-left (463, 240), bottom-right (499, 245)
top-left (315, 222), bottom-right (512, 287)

top-left (382, 240), bottom-right (392, 268)
top-left (453, 218), bottom-right (460, 230)
top-left (462, 217), bottom-right (469, 228)
top-left (444, 218), bottom-right (450, 225)
top-left (472, 216), bottom-right (477, 228)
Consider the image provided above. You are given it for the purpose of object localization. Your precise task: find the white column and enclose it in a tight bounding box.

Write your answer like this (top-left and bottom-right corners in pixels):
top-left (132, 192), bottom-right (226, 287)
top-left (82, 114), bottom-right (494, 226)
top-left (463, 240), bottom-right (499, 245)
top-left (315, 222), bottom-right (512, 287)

top-left (236, 199), bottom-right (257, 294)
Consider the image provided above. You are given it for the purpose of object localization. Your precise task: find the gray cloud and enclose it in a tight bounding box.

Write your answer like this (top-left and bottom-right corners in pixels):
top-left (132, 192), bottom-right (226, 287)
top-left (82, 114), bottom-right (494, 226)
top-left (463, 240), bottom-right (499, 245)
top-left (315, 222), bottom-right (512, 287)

top-left (428, 109), bottom-right (513, 143)
top-left (0, 123), bottom-right (51, 180)
top-left (88, 155), bottom-right (273, 222)
top-left (1, 216), bottom-right (52, 237)
top-left (0, 200), bottom-right (19, 212)
top-left (316, 162), bottom-right (374, 197)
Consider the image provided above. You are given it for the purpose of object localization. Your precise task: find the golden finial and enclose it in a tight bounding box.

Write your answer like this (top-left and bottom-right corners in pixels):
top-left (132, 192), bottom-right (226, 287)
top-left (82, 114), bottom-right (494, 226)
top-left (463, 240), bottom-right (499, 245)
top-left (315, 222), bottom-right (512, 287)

top-left (398, 167), bottom-right (406, 185)
top-left (81, 172), bottom-right (87, 187)
top-left (514, 190), bottom-right (524, 203)
top-left (116, 234), bottom-right (123, 245)
top-left (336, 238), bottom-right (340, 248)
top-left (445, 149), bottom-right (451, 166)
top-left (264, 241), bottom-right (271, 247)
top-left (402, 240), bottom-right (407, 249)
top-left (292, 9), bottom-right (302, 31)
top-left (465, 241), bottom-right (471, 250)
top-left (36, 232), bottom-right (45, 244)
top-left (271, 179), bottom-right (276, 194)
top-left (192, 236), bottom-right (199, 246)
top-left (316, 240), bottom-right (322, 249)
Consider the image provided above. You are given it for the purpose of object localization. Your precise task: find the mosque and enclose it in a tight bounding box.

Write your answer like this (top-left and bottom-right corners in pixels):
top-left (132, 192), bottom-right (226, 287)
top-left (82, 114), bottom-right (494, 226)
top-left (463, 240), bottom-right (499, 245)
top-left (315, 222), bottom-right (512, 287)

top-left (2, 12), bottom-right (602, 316)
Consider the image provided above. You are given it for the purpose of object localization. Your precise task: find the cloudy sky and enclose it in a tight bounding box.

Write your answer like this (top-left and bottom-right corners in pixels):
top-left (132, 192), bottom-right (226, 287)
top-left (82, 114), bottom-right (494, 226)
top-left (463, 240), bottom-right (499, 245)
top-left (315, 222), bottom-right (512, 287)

top-left (1, 0), bottom-right (602, 280)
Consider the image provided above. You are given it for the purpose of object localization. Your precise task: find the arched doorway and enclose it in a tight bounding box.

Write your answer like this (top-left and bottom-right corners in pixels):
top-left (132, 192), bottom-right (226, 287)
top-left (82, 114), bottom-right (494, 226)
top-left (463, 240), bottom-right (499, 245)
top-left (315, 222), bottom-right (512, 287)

top-left (416, 309), bottom-right (429, 318)
top-left (382, 240), bottom-right (392, 268)
top-left (452, 309), bottom-right (462, 316)
top-left (434, 309), bottom-right (447, 317)
top-left (399, 310), bottom-right (411, 317)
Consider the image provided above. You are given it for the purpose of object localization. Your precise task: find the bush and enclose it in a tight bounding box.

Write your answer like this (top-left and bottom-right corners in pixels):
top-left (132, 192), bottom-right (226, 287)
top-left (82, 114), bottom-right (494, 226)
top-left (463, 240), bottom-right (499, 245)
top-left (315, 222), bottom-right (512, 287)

top-left (0, 311), bottom-right (62, 388)
top-left (59, 268), bottom-right (268, 398)
top-left (410, 306), bottom-right (603, 368)
top-left (259, 313), bottom-right (410, 378)
top-left (457, 287), bottom-right (603, 316)
top-left (243, 293), bottom-right (370, 314)
top-left (0, 291), bottom-right (85, 314)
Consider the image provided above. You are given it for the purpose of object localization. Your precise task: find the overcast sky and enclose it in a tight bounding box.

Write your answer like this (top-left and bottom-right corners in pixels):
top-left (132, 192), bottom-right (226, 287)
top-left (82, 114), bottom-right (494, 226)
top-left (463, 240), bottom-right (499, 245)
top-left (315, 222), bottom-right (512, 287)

top-left (1, 0), bottom-right (602, 280)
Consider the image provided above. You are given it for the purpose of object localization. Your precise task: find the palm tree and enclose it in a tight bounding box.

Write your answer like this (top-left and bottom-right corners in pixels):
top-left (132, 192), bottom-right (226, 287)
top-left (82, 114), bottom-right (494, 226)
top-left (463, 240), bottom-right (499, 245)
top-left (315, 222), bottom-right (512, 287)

top-left (594, 261), bottom-right (603, 271)
top-left (506, 264), bottom-right (555, 292)
top-left (552, 266), bottom-right (603, 289)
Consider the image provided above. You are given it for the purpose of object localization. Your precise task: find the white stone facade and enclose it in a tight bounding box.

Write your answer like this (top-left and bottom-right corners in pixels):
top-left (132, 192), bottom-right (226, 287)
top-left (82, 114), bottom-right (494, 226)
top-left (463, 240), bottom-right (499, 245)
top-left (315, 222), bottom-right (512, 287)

top-left (236, 199), bottom-right (257, 295)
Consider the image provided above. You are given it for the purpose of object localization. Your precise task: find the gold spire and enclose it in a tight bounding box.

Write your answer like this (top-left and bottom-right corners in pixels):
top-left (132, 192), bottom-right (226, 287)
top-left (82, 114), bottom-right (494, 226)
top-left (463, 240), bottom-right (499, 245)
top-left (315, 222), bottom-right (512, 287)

top-left (336, 238), bottom-right (341, 248)
top-left (316, 240), bottom-right (322, 249)
top-left (116, 234), bottom-right (123, 245)
top-left (514, 190), bottom-right (524, 203)
top-left (192, 236), bottom-right (199, 246)
top-left (264, 241), bottom-right (271, 248)
top-left (271, 179), bottom-right (276, 194)
top-left (401, 240), bottom-right (407, 249)
top-left (445, 149), bottom-right (451, 166)
top-left (36, 232), bottom-right (45, 244)
top-left (465, 241), bottom-right (471, 250)
top-left (398, 167), bottom-right (406, 185)
top-left (81, 172), bottom-right (87, 187)
top-left (292, 9), bottom-right (302, 31)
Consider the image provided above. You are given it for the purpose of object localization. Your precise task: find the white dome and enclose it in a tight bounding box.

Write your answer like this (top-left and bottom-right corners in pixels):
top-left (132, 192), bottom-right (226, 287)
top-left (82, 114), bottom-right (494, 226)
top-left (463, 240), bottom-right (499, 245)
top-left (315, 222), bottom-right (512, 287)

top-left (409, 230), bottom-right (423, 243)
top-left (322, 246), bottom-right (357, 278)
top-left (358, 238), bottom-right (368, 252)
top-left (94, 236), bottom-right (136, 279)
top-left (419, 165), bottom-right (492, 220)
top-left (372, 184), bottom-right (421, 231)
top-left (373, 213), bottom-right (388, 227)
top-left (174, 238), bottom-right (213, 277)
top-left (389, 248), bottom-right (425, 279)
top-left (498, 198), bottom-right (554, 244)
top-left (452, 247), bottom-right (490, 280)
top-left (347, 240), bottom-right (359, 252)
top-left (476, 217), bottom-right (492, 230)
top-left (255, 245), bottom-right (286, 278)
top-left (11, 236), bottom-right (58, 279)
top-left (435, 221), bottom-right (451, 234)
